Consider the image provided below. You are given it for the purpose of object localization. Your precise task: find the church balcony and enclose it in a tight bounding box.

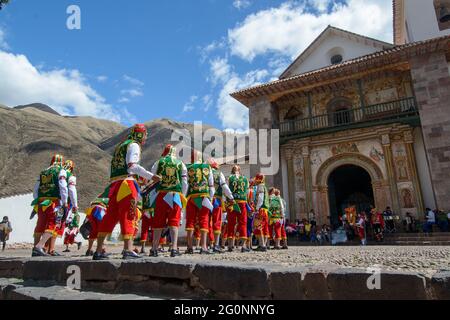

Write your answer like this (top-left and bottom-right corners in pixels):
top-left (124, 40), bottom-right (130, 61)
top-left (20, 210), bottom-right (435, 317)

top-left (279, 97), bottom-right (420, 142)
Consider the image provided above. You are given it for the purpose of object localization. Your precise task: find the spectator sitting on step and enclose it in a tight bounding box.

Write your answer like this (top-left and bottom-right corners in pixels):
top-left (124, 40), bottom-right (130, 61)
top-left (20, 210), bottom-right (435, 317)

top-left (404, 212), bottom-right (416, 233)
top-left (437, 210), bottom-right (449, 232)
top-left (310, 224), bottom-right (319, 245)
top-left (304, 220), bottom-right (312, 241)
top-left (297, 220), bottom-right (306, 242)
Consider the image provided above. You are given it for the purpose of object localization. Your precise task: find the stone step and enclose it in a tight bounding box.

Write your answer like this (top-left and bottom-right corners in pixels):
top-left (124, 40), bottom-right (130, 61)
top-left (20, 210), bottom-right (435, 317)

top-left (1, 282), bottom-right (160, 300)
top-left (381, 241), bottom-right (450, 246)
top-left (384, 233), bottom-right (450, 237)
top-left (383, 237), bottom-right (450, 241)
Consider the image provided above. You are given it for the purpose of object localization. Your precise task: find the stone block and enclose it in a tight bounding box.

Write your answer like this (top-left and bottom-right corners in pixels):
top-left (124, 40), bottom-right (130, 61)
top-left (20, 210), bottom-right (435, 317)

top-left (193, 261), bottom-right (270, 299)
top-left (431, 271), bottom-right (450, 300)
top-left (119, 259), bottom-right (194, 280)
top-left (0, 259), bottom-right (27, 278)
top-left (23, 259), bottom-right (121, 284)
top-left (327, 268), bottom-right (427, 300)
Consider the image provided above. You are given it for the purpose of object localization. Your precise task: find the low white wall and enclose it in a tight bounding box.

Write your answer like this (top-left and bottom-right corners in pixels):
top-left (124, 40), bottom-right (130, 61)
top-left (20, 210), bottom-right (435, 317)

top-left (0, 193), bottom-right (188, 245)
top-left (0, 193), bottom-right (37, 244)
top-left (0, 193), bottom-right (86, 245)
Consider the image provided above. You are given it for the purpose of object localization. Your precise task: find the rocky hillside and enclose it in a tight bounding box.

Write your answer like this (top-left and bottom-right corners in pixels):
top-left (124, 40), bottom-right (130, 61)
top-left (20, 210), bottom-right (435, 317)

top-left (0, 104), bottom-right (125, 208)
top-left (0, 103), bottom-right (247, 209)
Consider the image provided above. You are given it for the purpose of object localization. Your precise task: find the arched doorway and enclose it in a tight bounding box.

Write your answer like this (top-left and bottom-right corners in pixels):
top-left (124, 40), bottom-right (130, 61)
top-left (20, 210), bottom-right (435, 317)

top-left (327, 165), bottom-right (375, 227)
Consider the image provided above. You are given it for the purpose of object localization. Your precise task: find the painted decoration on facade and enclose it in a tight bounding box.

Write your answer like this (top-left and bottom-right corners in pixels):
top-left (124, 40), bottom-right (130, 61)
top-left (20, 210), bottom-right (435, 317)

top-left (331, 142), bottom-right (359, 155)
top-left (366, 88), bottom-right (399, 105)
top-left (370, 146), bottom-right (384, 162)
top-left (311, 150), bottom-right (323, 167)
top-left (401, 188), bottom-right (415, 209)
top-left (294, 156), bottom-right (305, 191)
top-left (393, 143), bottom-right (410, 181)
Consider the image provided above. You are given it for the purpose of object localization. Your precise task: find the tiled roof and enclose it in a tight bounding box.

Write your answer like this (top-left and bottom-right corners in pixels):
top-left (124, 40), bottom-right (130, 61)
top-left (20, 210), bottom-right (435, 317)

top-left (231, 34), bottom-right (450, 106)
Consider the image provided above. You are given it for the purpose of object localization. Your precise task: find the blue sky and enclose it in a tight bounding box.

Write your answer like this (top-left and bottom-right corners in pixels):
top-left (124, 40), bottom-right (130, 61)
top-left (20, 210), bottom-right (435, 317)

top-left (0, 0), bottom-right (392, 130)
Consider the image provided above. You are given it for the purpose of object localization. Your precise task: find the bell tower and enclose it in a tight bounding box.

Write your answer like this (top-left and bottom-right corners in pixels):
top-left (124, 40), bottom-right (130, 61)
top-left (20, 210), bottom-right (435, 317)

top-left (394, 0), bottom-right (450, 45)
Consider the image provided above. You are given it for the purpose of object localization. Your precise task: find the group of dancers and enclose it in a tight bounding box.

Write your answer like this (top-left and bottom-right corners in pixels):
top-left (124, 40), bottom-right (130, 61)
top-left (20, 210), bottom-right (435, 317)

top-left (31, 124), bottom-right (289, 260)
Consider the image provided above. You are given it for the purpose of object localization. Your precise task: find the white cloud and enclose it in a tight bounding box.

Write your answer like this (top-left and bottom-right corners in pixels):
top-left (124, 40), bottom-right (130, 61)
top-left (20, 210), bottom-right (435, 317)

top-left (123, 74), bottom-right (144, 87)
top-left (228, 0), bottom-right (393, 61)
top-left (210, 58), bottom-right (269, 130)
top-left (96, 75), bottom-right (108, 82)
top-left (0, 27), bottom-right (9, 50)
top-left (233, 0), bottom-right (251, 10)
top-left (120, 89), bottom-right (143, 97)
top-left (209, 57), bottom-right (232, 85)
top-left (202, 94), bottom-right (213, 112)
top-left (0, 50), bottom-right (133, 123)
top-left (118, 97), bottom-right (130, 103)
top-left (183, 95), bottom-right (198, 113)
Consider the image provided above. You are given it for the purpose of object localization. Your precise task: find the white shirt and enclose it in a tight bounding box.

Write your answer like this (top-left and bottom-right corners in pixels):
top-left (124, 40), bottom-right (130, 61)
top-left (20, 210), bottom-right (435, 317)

top-left (127, 143), bottom-right (154, 181)
top-left (33, 167), bottom-right (68, 206)
top-left (218, 171), bottom-right (233, 200)
top-left (256, 184), bottom-right (265, 211)
top-left (427, 210), bottom-right (436, 223)
top-left (68, 175), bottom-right (78, 209)
top-left (151, 157), bottom-right (188, 196)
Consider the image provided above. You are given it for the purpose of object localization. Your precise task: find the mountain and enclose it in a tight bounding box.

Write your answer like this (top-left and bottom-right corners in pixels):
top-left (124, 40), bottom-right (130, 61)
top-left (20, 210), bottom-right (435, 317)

top-left (0, 104), bottom-right (248, 209)
top-left (0, 105), bottom-right (125, 208)
top-left (14, 103), bottom-right (61, 116)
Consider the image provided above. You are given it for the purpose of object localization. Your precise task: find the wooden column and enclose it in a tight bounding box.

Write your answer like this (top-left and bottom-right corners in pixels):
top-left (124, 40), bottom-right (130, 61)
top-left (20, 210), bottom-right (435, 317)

top-left (307, 92), bottom-right (313, 130)
top-left (404, 130), bottom-right (425, 214)
top-left (381, 134), bottom-right (401, 214)
top-left (302, 145), bottom-right (313, 214)
top-left (285, 149), bottom-right (297, 221)
top-left (357, 79), bottom-right (366, 117)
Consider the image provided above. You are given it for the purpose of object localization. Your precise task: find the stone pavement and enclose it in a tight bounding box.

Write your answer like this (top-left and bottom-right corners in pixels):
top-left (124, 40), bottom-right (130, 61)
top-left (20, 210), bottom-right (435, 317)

top-left (1, 245), bottom-right (448, 277)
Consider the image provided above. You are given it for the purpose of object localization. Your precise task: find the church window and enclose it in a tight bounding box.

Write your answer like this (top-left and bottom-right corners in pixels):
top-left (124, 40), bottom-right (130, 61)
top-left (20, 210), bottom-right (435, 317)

top-left (331, 54), bottom-right (343, 65)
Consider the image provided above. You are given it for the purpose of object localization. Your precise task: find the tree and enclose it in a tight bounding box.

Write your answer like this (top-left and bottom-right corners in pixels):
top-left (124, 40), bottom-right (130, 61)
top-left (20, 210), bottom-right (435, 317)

top-left (0, 0), bottom-right (10, 10)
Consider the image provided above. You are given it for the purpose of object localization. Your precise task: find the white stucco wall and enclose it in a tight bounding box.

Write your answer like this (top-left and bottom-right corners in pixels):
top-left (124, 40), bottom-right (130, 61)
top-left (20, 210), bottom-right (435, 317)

top-left (404, 0), bottom-right (450, 43)
top-left (413, 128), bottom-right (437, 210)
top-left (290, 33), bottom-right (385, 76)
top-left (0, 193), bottom-right (87, 245)
top-left (0, 194), bottom-right (35, 244)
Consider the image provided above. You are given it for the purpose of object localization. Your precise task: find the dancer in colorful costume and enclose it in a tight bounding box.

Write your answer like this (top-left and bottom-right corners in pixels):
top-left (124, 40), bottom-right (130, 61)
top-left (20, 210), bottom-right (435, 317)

top-left (83, 187), bottom-right (109, 256)
top-left (371, 208), bottom-right (385, 242)
top-left (252, 173), bottom-right (270, 252)
top-left (185, 150), bottom-right (215, 255)
top-left (63, 210), bottom-right (82, 252)
top-left (31, 154), bottom-right (68, 257)
top-left (227, 165), bottom-right (250, 253)
top-left (276, 189), bottom-right (289, 250)
top-left (268, 187), bottom-right (285, 250)
top-left (93, 124), bottom-right (159, 260)
top-left (208, 158), bottom-right (234, 253)
top-left (356, 212), bottom-right (367, 246)
top-left (49, 159), bottom-right (78, 256)
top-left (150, 144), bottom-right (187, 257)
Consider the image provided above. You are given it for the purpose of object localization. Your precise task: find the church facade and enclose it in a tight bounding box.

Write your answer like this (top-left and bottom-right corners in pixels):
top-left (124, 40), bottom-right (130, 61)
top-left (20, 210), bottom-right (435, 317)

top-left (231, 0), bottom-right (450, 226)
